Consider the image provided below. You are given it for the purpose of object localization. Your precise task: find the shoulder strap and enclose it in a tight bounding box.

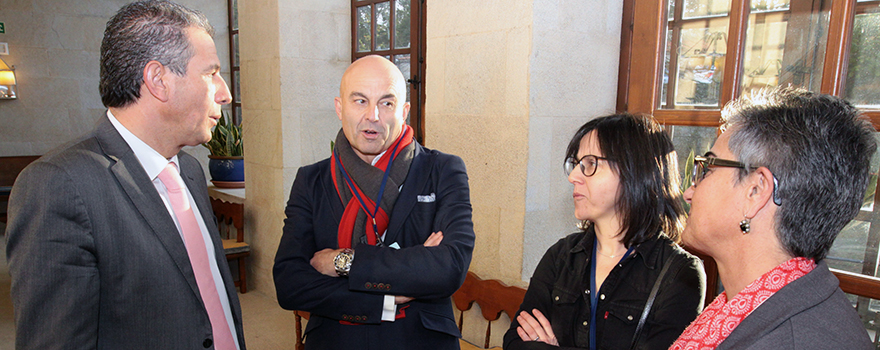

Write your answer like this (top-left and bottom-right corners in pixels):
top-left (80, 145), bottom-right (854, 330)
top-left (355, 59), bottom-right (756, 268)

top-left (630, 256), bottom-right (675, 350)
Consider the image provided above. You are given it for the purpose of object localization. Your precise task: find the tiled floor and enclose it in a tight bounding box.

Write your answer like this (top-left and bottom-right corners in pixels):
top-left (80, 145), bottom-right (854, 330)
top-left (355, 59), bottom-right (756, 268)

top-left (0, 222), bottom-right (298, 350)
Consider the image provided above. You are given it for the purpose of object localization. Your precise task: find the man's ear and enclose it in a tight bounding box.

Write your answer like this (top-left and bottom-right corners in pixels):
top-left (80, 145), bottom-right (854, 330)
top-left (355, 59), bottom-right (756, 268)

top-left (335, 96), bottom-right (343, 121)
top-left (744, 167), bottom-right (776, 218)
top-left (143, 60), bottom-right (170, 102)
top-left (402, 101), bottom-right (411, 120)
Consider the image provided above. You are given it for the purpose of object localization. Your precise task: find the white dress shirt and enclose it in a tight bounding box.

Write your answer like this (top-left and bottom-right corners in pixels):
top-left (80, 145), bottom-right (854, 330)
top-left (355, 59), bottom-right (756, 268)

top-left (107, 111), bottom-right (241, 349)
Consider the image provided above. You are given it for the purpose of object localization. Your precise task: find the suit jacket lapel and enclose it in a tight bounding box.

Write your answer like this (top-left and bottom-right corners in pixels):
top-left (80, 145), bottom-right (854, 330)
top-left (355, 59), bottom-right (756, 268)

top-left (94, 116), bottom-right (203, 300)
top-left (384, 144), bottom-right (431, 245)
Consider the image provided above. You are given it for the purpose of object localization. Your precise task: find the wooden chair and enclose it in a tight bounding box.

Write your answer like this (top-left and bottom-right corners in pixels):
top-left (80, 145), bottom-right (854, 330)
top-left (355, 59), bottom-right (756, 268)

top-left (210, 197), bottom-right (250, 293)
top-left (294, 310), bottom-right (309, 350)
top-left (452, 271), bottom-right (527, 349)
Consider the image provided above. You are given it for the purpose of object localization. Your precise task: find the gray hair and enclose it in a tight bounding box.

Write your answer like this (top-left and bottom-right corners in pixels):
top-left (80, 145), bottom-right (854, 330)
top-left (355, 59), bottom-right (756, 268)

top-left (721, 86), bottom-right (876, 261)
top-left (100, 0), bottom-right (214, 108)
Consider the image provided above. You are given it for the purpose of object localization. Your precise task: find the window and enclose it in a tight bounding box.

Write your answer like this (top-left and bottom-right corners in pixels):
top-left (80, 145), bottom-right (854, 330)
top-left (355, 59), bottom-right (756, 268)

top-left (351, 0), bottom-right (426, 143)
top-left (228, 0), bottom-right (241, 125)
top-left (619, 0), bottom-right (880, 340)
top-left (620, 0), bottom-right (880, 126)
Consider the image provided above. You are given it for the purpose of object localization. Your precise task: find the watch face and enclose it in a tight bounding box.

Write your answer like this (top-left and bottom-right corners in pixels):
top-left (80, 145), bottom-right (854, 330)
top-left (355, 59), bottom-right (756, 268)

top-left (336, 254), bottom-right (352, 267)
top-left (335, 250), bottom-right (353, 274)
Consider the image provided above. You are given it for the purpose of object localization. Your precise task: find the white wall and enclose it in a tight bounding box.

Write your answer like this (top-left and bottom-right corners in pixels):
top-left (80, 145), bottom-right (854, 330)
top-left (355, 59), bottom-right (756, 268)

top-left (522, 0), bottom-right (623, 280)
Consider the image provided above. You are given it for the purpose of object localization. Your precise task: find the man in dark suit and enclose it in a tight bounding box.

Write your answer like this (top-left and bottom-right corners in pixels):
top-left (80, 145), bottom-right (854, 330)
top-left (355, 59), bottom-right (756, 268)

top-left (5, 1), bottom-right (246, 349)
top-left (273, 55), bottom-right (475, 349)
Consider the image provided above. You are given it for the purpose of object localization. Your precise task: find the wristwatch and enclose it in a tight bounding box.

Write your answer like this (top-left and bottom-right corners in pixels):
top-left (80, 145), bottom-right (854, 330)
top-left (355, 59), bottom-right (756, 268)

top-left (334, 248), bottom-right (354, 277)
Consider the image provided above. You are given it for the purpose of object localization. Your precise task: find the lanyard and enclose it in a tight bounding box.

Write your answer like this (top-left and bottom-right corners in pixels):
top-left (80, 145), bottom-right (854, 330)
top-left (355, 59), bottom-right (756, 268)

top-left (589, 236), bottom-right (634, 350)
top-left (333, 137), bottom-right (404, 244)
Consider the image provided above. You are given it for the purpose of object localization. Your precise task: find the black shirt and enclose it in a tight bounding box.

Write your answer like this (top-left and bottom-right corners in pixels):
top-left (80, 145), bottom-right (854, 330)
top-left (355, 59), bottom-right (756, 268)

top-left (504, 227), bottom-right (705, 350)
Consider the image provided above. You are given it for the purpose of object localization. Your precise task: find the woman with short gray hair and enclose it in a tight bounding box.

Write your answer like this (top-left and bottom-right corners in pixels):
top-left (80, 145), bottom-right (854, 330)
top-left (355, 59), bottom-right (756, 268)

top-left (671, 86), bottom-right (875, 350)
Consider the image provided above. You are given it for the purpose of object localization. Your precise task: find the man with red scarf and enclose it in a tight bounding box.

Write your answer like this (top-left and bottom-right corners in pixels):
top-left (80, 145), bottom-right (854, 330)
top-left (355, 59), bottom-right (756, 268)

top-left (274, 55), bottom-right (475, 349)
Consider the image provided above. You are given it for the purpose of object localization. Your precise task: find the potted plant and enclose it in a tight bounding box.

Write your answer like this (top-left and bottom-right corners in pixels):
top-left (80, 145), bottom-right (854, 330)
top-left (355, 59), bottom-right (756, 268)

top-left (203, 110), bottom-right (244, 188)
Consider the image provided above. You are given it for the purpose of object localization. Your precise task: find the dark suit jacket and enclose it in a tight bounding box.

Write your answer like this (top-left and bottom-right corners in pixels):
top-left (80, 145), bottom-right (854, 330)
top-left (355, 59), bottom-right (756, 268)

top-left (717, 261), bottom-right (872, 350)
top-left (5, 116), bottom-right (246, 350)
top-left (274, 142), bottom-right (475, 350)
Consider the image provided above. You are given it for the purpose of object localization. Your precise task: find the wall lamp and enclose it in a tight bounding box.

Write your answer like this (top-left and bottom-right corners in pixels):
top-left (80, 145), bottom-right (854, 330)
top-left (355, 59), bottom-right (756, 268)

top-left (0, 57), bottom-right (16, 100)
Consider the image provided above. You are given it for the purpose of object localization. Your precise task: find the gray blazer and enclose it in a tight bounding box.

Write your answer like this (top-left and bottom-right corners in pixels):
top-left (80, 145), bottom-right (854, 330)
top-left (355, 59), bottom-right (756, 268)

top-left (5, 116), bottom-right (246, 350)
top-left (717, 260), bottom-right (872, 350)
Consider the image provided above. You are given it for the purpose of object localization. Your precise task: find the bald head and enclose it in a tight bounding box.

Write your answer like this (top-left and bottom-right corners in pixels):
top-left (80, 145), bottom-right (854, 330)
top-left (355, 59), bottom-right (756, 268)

top-left (339, 55), bottom-right (408, 98)
top-left (335, 55), bottom-right (411, 163)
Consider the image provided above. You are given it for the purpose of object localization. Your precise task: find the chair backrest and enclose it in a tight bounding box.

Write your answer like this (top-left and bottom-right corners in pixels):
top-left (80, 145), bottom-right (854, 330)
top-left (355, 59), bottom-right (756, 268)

top-left (452, 271), bottom-right (527, 349)
top-left (210, 198), bottom-right (244, 242)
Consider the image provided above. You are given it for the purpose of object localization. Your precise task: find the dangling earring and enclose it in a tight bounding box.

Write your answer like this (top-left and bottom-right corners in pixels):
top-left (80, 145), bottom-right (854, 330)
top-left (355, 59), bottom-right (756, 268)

top-left (739, 217), bottom-right (751, 234)
top-left (576, 220), bottom-right (590, 231)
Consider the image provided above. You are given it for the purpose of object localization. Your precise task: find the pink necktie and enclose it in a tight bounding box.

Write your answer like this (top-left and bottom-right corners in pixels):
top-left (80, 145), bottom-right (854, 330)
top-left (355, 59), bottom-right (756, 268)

top-left (158, 163), bottom-right (236, 350)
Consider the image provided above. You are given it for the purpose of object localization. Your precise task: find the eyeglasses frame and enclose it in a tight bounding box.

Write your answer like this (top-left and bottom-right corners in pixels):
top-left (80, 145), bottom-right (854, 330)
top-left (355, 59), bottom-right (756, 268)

top-left (564, 154), bottom-right (609, 178)
top-left (692, 155), bottom-right (782, 206)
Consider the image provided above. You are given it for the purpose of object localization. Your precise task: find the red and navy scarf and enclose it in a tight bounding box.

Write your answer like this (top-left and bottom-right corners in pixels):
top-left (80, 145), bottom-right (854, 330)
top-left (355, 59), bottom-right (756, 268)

top-left (331, 125), bottom-right (415, 249)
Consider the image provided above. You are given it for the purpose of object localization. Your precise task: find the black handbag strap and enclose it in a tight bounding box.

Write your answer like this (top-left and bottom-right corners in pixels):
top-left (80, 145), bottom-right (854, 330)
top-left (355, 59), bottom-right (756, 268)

top-left (630, 256), bottom-right (675, 350)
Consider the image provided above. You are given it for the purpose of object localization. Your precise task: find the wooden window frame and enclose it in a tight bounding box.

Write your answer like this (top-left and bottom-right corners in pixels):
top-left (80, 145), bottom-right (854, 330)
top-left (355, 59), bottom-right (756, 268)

top-left (351, 0), bottom-right (427, 144)
top-left (618, 0), bottom-right (880, 128)
top-left (227, 0), bottom-right (241, 125)
top-left (617, 0), bottom-right (880, 301)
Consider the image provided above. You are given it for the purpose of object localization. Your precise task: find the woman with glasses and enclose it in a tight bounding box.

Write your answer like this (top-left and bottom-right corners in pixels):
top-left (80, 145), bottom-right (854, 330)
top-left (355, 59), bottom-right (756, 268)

top-left (504, 114), bottom-right (706, 350)
top-left (670, 87), bottom-right (874, 350)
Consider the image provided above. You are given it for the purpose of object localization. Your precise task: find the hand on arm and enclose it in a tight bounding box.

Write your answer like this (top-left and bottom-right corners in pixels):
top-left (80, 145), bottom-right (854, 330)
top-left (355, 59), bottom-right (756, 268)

top-left (516, 309), bottom-right (559, 346)
top-left (310, 248), bottom-right (343, 277)
top-left (394, 231), bottom-right (444, 304)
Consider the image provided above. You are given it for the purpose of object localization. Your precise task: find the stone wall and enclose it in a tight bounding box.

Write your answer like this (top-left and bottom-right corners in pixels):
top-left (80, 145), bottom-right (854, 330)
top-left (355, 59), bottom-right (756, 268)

top-left (0, 0), bottom-right (230, 170)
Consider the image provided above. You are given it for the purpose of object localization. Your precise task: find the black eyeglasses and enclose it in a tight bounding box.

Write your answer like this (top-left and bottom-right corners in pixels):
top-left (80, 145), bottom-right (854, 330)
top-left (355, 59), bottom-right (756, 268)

top-left (692, 155), bottom-right (757, 187)
top-left (564, 155), bottom-right (608, 177)
top-left (693, 154), bottom-right (782, 205)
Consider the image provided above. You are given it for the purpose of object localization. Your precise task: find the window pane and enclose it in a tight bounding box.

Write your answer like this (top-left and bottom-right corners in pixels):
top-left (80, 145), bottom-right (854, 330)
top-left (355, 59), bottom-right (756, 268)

top-left (740, 1), bottom-right (828, 96)
top-left (682, 0), bottom-right (730, 20)
top-left (394, 0), bottom-right (411, 49)
top-left (357, 5), bottom-right (372, 52)
top-left (233, 70), bottom-right (241, 104)
top-left (667, 125), bottom-right (718, 191)
top-left (669, 17), bottom-right (729, 109)
top-left (393, 54), bottom-right (411, 103)
top-left (750, 0), bottom-right (789, 12)
top-left (376, 2), bottom-right (391, 51)
top-left (661, 29), bottom-right (673, 107)
top-left (231, 0), bottom-right (238, 30)
top-left (845, 6), bottom-right (880, 109)
top-left (232, 33), bottom-right (240, 67)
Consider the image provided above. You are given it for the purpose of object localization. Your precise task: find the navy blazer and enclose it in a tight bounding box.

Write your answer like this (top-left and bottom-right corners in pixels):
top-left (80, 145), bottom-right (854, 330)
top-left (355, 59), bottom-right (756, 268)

top-left (274, 142), bottom-right (475, 350)
top-left (5, 116), bottom-right (246, 350)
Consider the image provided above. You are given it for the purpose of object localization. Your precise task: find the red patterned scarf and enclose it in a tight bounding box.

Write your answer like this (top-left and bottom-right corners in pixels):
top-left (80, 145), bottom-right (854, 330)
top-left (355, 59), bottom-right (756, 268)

top-left (670, 257), bottom-right (816, 350)
top-left (331, 125), bottom-right (414, 249)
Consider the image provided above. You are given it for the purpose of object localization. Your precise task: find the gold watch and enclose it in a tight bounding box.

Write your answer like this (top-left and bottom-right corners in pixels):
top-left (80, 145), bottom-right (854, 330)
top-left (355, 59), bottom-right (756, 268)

top-left (334, 248), bottom-right (354, 277)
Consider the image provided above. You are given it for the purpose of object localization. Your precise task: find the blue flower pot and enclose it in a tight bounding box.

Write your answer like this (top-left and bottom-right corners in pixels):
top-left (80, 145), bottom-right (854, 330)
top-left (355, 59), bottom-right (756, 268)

top-left (208, 156), bottom-right (244, 187)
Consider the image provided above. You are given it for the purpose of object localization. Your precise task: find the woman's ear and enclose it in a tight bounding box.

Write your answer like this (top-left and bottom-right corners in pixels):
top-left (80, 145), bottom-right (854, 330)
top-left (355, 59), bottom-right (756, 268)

top-left (143, 60), bottom-right (170, 102)
top-left (744, 167), bottom-right (776, 218)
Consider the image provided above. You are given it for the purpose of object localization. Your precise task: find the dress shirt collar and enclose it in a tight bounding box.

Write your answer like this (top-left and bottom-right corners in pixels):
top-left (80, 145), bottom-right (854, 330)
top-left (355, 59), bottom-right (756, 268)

top-left (106, 109), bottom-right (179, 179)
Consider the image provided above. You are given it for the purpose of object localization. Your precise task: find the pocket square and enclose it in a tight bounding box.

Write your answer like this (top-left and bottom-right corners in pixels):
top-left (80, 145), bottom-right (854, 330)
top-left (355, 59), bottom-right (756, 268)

top-left (417, 193), bottom-right (435, 203)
